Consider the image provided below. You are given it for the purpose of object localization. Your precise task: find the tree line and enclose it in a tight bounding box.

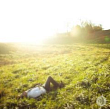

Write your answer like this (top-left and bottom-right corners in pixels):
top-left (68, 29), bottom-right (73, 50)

top-left (46, 21), bottom-right (110, 44)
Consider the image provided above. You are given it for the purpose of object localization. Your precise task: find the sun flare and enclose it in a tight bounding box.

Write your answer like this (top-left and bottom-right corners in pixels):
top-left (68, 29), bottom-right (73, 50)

top-left (0, 27), bottom-right (55, 44)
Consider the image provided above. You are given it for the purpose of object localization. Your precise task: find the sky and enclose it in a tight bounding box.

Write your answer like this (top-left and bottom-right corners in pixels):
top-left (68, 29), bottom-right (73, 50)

top-left (0, 0), bottom-right (110, 42)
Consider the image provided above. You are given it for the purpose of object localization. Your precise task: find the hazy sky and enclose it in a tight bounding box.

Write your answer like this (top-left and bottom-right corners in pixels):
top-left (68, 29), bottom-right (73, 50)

top-left (0, 0), bottom-right (110, 42)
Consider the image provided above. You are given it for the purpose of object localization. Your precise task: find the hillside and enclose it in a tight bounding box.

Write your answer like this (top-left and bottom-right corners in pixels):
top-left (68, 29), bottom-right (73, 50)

top-left (43, 30), bottom-right (110, 44)
top-left (0, 43), bottom-right (110, 109)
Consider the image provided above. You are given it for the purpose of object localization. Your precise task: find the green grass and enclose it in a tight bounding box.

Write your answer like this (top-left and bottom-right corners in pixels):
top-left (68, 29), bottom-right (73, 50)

top-left (0, 43), bottom-right (110, 109)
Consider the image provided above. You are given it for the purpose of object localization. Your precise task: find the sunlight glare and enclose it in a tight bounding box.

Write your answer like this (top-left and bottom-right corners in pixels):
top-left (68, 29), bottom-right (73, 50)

top-left (71, 27), bottom-right (80, 37)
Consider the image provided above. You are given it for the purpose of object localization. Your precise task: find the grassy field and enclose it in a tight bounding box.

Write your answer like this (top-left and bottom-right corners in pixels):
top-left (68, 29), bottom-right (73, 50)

top-left (0, 43), bottom-right (110, 109)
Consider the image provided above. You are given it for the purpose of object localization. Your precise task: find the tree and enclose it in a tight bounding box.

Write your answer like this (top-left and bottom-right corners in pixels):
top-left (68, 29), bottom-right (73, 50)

top-left (80, 20), bottom-right (102, 33)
